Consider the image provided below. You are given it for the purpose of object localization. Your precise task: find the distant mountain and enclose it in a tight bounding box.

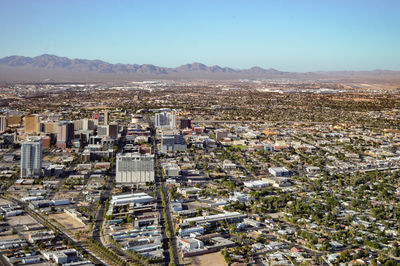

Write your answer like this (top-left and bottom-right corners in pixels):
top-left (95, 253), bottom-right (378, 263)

top-left (0, 54), bottom-right (399, 82)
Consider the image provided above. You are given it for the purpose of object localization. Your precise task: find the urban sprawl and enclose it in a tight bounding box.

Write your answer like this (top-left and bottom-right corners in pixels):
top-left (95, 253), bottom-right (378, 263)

top-left (0, 80), bottom-right (399, 266)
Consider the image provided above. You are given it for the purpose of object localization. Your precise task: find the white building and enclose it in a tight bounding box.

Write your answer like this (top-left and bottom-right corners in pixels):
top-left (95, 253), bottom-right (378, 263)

top-left (111, 193), bottom-right (153, 206)
top-left (116, 153), bottom-right (155, 185)
top-left (21, 139), bottom-right (42, 178)
top-left (179, 226), bottom-right (204, 237)
top-left (223, 160), bottom-right (236, 170)
top-left (229, 192), bottom-right (252, 203)
top-left (180, 238), bottom-right (204, 250)
top-left (43, 249), bottom-right (78, 264)
top-left (268, 167), bottom-right (291, 177)
top-left (155, 111), bottom-right (176, 129)
top-left (243, 180), bottom-right (270, 188)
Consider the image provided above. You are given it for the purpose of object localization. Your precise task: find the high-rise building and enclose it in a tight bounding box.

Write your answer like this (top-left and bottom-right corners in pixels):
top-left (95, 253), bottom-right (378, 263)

top-left (24, 115), bottom-right (40, 133)
top-left (40, 136), bottom-right (51, 149)
top-left (2, 133), bottom-right (14, 146)
top-left (109, 123), bottom-right (118, 138)
top-left (73, 119), bottom-right (83, 131)
top-left (161, 130), bottom-right (187, 154)
top-left (21, 139), bottom-right (42, 178)
top-left (0, 133), bottom-right (15, 149)
top-left (103, 111), bottom-right (110, 125)
top-left (116, 153), bottom-right (155, 186)
top-left (0, 115), bottom-right (8, 133)
top-left (180, 118), bottom-right (191, 129)
top-left (45, 121), bottom-right (59, 134)
top-left (82, 118), bottom-right (95, 131)
top-left (97, 125), bottom-right (109, 137)
top-left (155, 111), bottom-right (176, 129)
top-left (7, 115), bottom-right (22, 127)
top-left (56, 122), bottom-right (74, 149)
top-left (97, 123), bottom-right (118, 138)
top-left (93, 113), bottom-right (99, 126)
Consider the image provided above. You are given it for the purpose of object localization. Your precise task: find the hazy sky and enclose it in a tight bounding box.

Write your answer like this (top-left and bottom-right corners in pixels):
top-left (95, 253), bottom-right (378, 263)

top-left (1, 0), bottom-right (399, 71)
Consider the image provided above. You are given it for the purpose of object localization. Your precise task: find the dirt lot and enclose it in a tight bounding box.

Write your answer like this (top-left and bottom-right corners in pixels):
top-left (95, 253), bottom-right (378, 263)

top-left (0, 198), bottom-right (11, 205)
top-left (268, 212), bottom-right (283, 219)
top-left (7, 214), bottom-right (37, 226)
top-left (0, 234), bottom-right (23, 241)
top-left (43, 155), bottom-right (60, 162)
top-left (26, 263), bottom-right (52, 266)
top-left (54, 191), bottom-right (80, 200)
top-left (49, 213), bottom-right (86, 230)
top-left (187, 252), bottom-right (227, 266)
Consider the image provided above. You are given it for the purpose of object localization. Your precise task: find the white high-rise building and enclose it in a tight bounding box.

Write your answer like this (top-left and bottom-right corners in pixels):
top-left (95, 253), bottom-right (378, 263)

top-left (0, 115), bottom-right (7, 133)
top-left (21, 139), bottom-right (42, 178)
top-left (155, 111), bottom-right (176, 129)
top-left (116, 153), bottom-right (155, 186)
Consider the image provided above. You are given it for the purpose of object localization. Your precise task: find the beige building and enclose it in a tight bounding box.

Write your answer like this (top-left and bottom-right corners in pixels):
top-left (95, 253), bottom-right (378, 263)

top-left (45, 121), bottom-right (59, 134)
top-left (24, 115), bottom-right (40, 133)
top-left (8, 115), bottom-right (22, 127)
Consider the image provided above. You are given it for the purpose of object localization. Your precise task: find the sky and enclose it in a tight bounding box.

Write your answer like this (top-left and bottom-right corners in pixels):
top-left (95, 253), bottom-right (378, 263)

top-left (0, 0), bottom-right (399, 72)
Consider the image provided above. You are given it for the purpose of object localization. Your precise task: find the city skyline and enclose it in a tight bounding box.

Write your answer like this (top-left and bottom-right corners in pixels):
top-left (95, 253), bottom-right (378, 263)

top-left (1, 0), bottom-right (399, 72)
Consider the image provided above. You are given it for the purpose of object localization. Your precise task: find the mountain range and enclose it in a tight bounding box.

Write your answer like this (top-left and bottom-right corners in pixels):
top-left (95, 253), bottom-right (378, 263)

top-left (0, 54), bottom-right (400, 82)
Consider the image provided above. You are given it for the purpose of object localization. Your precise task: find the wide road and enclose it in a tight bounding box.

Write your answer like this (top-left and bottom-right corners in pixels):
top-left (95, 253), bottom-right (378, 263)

top-left (91, 170), bottom-right (136, 264)
top-left (92, 171), bottom-right (114, 241)
top-left (153, 133), bottom-right (180, 266)
top-left (161, 180), bottom-right (180, 265)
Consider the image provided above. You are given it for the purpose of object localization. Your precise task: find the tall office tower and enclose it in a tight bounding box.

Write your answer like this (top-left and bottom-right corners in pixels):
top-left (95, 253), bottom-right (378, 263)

top-left (180, 118), bottom-right (191, 129)
top-left (56, 122), bottom-right (74, 149)
top-left (2, 133), bottom-right (15, 147)
top-left (108, 123), bottom-right (118, 138)
top-left (81, 118), bottom-right (95, 131)
top-left (45, 121), bottom-right (59, 134)
top-left (73, 119), bottom-right (83, 131)
top-left (161, 130), bottom-right (187, 154)
top-left (0, 115), bottom-right (8, 133)
top-left (116, 153), bottom-right (155, 186)
top-left (93, 113), bottom-right (99, 126)
top-left (103, 111), bottom-right (110, 125)
top-left (97, 125), bottom-right (109, 137)
top-left (7, 115), bottom-right (22, 127)
top-left (24, 114), bottom-right (40, 133)
top-left (21, 139), bottom-right (42, 178)
top-left (155, 111), bottom-right (176, 129)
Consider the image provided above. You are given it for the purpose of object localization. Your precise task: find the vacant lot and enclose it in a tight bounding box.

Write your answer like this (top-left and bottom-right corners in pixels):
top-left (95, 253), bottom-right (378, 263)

top-left (43, 155), bottom-right (60, 162)
top-left (188, 252), bottom-right (227, 266)
top-left (7, 214), bottom-right (37, 226)
top-left (49, 212), bottom-right (86, 230)
top-left (0, 198), bottom-right (11, 205)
